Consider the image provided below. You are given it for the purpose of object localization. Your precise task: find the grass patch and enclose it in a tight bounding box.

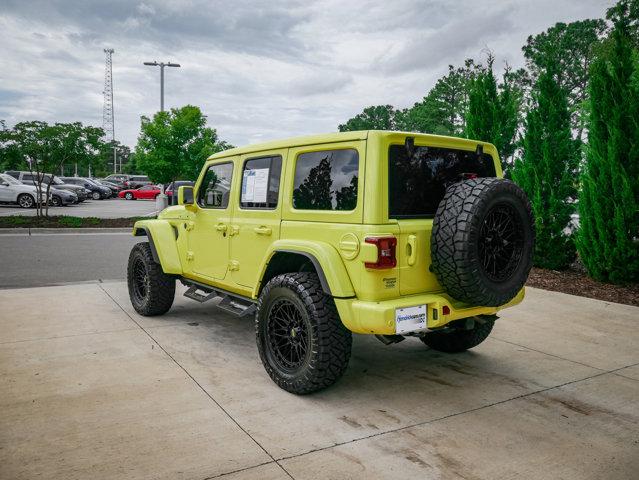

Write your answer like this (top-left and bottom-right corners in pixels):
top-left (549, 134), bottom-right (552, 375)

top-left (0, 216), bottom-right (148, 229)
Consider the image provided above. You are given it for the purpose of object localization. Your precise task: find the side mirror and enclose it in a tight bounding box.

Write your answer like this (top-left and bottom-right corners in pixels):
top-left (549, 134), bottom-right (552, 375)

top-left (178, 185), bottom-right (194, 206)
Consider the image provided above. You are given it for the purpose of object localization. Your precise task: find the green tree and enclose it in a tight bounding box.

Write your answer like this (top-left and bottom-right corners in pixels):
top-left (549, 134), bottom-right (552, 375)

top-left (523, 19), bottom-right (607, 142)
top-left (135, 105), bottom-right (233, 184)
top-left (397, 60), bottom-right (483, 136)
top-left (465, 56), bottom-right (522, 169)
top-left (338, 105), bottom-right (398, 132)
top-left (511, 62), bottom-right (579, 270)
top-left (607, 0), bottom-right (639, 46)
top-left (577, 6), bottom-right (639, 283)
top-left (1, 121), bottom-right (104, 216)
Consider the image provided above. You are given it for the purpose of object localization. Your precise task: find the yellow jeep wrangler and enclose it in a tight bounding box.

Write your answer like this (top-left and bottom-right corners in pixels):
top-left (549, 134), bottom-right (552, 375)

top-left (127, 131), bottom-right (534, 394)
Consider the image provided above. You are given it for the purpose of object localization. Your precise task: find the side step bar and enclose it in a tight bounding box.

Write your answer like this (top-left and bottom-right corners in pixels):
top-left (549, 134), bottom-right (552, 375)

top-left (181, 279), bottom-right (257, 317)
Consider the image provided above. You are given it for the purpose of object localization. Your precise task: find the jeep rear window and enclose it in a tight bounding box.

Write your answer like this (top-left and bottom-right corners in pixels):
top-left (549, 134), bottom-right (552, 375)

top-left (293, 149), bottom-right (358, 211)
top-left (388, 144), bottom-right (496, 218)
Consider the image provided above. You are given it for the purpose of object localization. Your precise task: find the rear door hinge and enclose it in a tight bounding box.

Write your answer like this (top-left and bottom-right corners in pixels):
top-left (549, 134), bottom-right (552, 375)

top-left (228, 260), bottom-right (240, 271)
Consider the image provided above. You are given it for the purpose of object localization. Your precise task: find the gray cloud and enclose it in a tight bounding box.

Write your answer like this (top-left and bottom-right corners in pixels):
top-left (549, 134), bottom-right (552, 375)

top-left (0, 0), bottom-right (612, 148)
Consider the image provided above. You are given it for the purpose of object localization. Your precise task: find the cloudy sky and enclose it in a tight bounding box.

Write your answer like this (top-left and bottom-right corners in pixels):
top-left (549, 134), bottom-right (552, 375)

top-left (0, 0), bottom-right (612, 148)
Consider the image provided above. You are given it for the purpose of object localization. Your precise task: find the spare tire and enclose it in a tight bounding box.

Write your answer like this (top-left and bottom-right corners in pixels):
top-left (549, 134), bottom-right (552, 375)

top-left (431, 177), bottom-right (534, 307)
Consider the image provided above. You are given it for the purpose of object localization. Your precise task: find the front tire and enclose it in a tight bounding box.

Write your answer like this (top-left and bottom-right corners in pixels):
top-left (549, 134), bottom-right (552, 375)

top-left (92, 191), bottom-right (101, 200)
top-left (125, 192), bottom-right (134, 200)
top-left (51, 195), bottom-right (62, 207)
top-left (127, 242), bottom-right (175, 316)
top-left (17, 194), bottom-right (35, 209)
top-left (256, 272), bottom-right (352, 394)
top-left (420, 317), bottom-right (495, 353)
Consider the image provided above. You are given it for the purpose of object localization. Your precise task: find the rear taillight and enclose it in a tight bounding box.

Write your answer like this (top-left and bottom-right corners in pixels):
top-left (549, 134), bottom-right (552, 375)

top-left (365, 236), bottom-right (397, 269)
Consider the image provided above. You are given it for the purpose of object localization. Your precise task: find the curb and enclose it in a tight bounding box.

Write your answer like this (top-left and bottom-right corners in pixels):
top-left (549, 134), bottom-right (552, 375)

top-left (0, 227), bottom-right (132, 235)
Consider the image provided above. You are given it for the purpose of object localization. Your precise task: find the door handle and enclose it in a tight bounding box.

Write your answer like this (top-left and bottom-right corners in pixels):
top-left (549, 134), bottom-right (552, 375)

top-left (215, 223), bottom-right (227, 232)
top-left (254, 226), bottom-right (272, 236)
top-left (407, 234), bottom-right (417, 266)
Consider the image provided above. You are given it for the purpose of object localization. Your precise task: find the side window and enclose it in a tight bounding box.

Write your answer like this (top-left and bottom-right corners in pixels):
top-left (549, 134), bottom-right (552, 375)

top-left (22, 174), bottom-right (34, 182)
top-left (293, 149), bottom-right (358, 211)
top-left (240, 156), bottom-right (282, 209)
top-left (198, 162), bottom-right (234, 208)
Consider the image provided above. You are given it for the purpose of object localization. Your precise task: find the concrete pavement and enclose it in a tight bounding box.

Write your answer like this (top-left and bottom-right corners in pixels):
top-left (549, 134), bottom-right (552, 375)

top-left (0, 231), bottom-right (139, 288)
top-left (0, 284), bottom-right (637, 479)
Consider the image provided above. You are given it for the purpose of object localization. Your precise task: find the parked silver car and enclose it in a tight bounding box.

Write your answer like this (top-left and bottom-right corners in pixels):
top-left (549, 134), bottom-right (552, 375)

top-left (0, 173), bottom-right (49, 208)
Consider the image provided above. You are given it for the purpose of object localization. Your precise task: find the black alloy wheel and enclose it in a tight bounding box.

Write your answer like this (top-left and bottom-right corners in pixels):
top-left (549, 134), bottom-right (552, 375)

top-left (127, 242), bottom-right (175, 316)
top-left (478, 203), bottom-right (525, 282)
top-left (256, 273), bottom-right (352, 394)
top-left (265, 298), bottom-right (311, 373)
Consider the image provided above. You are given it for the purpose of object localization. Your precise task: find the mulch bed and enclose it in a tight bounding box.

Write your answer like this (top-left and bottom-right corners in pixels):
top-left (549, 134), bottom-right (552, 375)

top-left (0, 216), bottom-right (144, 228)
top-left (527, 267), bottom-right (639, 307)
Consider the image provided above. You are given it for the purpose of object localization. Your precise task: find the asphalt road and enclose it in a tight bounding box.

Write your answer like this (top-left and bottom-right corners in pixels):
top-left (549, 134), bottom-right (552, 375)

top-left (0, 232), bottom-right (139, 288)
top-left (0, 198), bottom-right (159, 218)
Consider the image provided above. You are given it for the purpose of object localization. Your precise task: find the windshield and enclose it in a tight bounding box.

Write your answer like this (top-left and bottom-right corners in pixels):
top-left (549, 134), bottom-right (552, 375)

top-left (84, 178), bottom-right (100, 187)
top-left (52, 176), bottom-right (65, 185)
top-left (1, 174), bottom-right (21, 185)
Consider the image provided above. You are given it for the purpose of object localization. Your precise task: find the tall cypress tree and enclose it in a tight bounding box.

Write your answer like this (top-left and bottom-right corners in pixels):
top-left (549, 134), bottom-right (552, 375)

top-left (465, 57), bottom-right (521, 169)
top-left (577, 5), bottom-right (639, 283)
top-left (511, 61), bottom-right (578, 270)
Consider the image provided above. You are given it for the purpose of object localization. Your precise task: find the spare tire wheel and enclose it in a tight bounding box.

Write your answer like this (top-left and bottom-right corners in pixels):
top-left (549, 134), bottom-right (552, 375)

top-left (430, 177), bottom-right (534, 307)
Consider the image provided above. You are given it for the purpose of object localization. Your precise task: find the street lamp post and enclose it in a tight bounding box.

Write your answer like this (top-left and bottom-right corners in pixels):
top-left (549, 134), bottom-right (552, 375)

top-left (143, 61), bottom-right (181, 112)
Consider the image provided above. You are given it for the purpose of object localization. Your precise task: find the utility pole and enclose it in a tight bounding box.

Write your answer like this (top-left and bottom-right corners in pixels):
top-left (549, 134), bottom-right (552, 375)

top-left (143, 61), bottom-right (181, 111)
top-left (103, 48), bottom-right (116, 173)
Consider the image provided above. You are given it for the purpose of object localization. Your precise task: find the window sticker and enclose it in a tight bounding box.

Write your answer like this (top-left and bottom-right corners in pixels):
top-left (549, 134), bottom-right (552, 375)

top-left (242, 168), bottom-right (269, 203)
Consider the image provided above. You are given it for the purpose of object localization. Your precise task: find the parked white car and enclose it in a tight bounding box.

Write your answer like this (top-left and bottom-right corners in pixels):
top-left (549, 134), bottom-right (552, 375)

top-left (0, 173), bottom-right (49, 208)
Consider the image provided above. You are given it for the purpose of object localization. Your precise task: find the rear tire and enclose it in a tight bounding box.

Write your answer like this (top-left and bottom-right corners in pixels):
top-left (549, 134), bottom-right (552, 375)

top-left (420, 317), bottom-right (495, 353)
top-left (256, 272), bottom-right (352, 394)
top-left (17, 194), bottom-right (35, 209)
top-left (127, 242), bottom-right (175, 316)
top-left (125, 192), bottom-right (134, 200)
top-left (51, 195), bottom-right (62, 207)
top-left (91, 191), bottom-right (101, 200)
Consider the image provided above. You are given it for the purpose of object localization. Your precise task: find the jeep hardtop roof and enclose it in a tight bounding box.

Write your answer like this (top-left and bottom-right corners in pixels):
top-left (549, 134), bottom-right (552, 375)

top-left (207, 130), bottom-right (498, 161)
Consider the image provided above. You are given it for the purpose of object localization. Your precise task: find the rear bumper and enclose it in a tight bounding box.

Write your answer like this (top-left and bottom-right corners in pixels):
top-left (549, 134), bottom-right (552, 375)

top-left (334, 288), bottom-right (525, 335)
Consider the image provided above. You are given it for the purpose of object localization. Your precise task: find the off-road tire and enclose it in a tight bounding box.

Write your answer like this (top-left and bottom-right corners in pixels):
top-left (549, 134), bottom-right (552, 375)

top-left (125, 192), bottom-right (134, 200)
top-left (127, 242), bottom-right (175, 316)
top-left (421, 317), bottom-right (494, 353)
top-left (256, 272), bottom-right (352, 394)
top-left (431, 178), bottom-right (534, 307)
top-left (17, 193), bottom-right (35, 209)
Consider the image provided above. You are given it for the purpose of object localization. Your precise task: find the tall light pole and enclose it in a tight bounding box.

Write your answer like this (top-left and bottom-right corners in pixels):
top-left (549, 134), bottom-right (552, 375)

top-left (143, 61), bottom-right (181, 112)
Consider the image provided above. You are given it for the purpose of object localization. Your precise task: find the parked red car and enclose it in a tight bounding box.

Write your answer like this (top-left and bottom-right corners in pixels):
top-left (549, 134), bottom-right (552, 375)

top-left (118, 185), bottom-right (161, 200)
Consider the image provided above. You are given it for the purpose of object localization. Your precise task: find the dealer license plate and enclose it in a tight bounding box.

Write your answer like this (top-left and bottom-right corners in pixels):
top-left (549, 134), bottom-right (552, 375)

top-left (395, 305), bottom-right (427, 334)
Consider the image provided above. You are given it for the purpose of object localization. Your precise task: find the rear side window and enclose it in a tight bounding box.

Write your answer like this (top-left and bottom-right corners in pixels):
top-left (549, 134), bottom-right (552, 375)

top-left (388, 145), bottom-right (496, 218)
top-left (240, 156), bottom-right (282, 209)
top-left (293, 149), bottom-right (358, 211)
top-left (198, 162), bottom-right (233, 208)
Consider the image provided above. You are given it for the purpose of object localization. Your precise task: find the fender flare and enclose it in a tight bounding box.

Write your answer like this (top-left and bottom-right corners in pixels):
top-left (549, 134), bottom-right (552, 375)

top-left (132, 220), bottom-right (182, 274)
top-left (255, 240), bottom-right (355, 299)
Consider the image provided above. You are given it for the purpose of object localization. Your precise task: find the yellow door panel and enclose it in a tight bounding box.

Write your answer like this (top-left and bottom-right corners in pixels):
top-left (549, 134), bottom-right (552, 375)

top-left (187, 160), bottom-right (236, 280)
top-left (230, 150), bottom-right (285, 288)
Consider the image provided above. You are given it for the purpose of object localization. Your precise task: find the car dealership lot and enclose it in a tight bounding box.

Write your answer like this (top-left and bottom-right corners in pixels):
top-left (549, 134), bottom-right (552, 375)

top-left (0, 284), bottom-right (637, 480)
top-left (0, 197), bottom-right (159, 218)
